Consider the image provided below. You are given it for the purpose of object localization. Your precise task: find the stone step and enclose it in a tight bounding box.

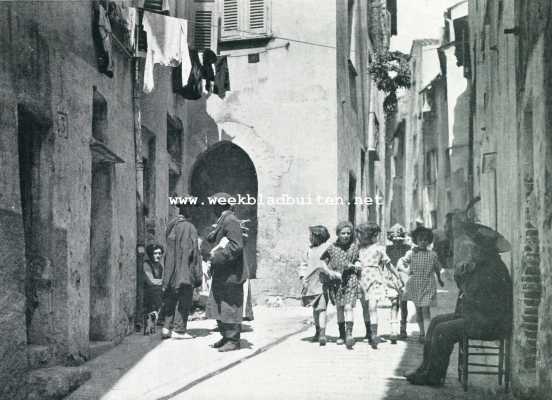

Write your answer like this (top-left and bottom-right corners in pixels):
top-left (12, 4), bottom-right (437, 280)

top-left (26, 366), bottom-right (91, 400)
top-left (89, 340), bottom-right (115, 360)
top-left (28, 345), bottom-right (56, 370)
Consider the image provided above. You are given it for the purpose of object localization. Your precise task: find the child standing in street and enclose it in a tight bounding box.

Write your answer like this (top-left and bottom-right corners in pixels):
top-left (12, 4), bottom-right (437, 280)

top-left (298, 225), bottom-right (332, 346)
top-left (398, 226), bottom-right (444, 343)
top-left (321, 221), bottom-right (360, 349)
top-left (386, 224), bottom-right (411, 338)
top-left (356, 223), bottom-right (403, 349)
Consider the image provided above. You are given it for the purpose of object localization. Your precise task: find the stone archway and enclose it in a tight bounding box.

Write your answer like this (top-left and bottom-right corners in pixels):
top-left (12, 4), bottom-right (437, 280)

top-left (190, 141), bottom-right (258, 277)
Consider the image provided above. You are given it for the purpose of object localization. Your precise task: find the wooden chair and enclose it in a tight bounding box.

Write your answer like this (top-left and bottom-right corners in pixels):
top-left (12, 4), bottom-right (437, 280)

top-left (458, 335), bottom-right (511, 392)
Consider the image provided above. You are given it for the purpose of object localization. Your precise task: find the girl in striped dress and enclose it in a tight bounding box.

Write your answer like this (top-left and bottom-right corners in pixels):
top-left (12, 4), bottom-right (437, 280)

top-left (398, 226), bottom-right (444, 343)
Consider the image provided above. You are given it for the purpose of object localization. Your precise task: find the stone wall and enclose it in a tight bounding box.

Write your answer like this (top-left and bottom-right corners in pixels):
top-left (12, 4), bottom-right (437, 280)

top-left (469, 0), bottom-right (552, 397)
top-left (181, 0), bottom-right (339, 300)
top-left (0, 2), bottom-right (137, 397)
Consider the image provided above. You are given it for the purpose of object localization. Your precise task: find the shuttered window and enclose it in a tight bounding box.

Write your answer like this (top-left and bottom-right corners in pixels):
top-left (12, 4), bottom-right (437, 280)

top-left (194, 10), bottom-right (213, 50)
top-left (143, 0), bottom-right (164, 12)
top-left (221, 0), bottom-right (270, 41)
top-left (223, 0), bottom-right (239, 32)
top-left (249, 0), bottom-right (265, 30)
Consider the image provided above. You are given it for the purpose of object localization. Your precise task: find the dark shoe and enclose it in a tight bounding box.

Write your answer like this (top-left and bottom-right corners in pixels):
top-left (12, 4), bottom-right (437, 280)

top-left (345, 322), bottom-right (354, 349)
top-left (311, 326), bottom-right (320, 342)
top-left (338, 322), bottom-right (346, 344)
top-left (217, 341), bottom-right (240, 352)
top-left (406, 372), bottom-right (427, 385)
top-left (364, 321), bottom-right (372, 343)
top-left (318, 328), bottom-right (327, 346)
top-left (211, 338), bottom-right (226, 348)
top-left (399, 326), bottom-right (408, 339)
top-left (369, 338), bottom-right (378, 349)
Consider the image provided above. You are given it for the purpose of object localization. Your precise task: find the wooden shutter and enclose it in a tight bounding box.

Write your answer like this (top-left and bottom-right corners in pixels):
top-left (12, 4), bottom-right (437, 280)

top-left (194, 10), bottom-right (213, 50)
top-left (248, 0), bottom-right (266, 33)
top-left (222, 0), bottom-right (239, 38)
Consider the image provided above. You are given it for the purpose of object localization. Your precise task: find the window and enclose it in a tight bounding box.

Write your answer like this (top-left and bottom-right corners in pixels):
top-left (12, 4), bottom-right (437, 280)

top-left (444, 148), bottom-right (451, 179)
top-left (141, 0), bottom-right (169, 14)
top-left (348, 60), bottom-right (358, 113)
top-left (189, 0), bottom-right (217, 51)
top-left (194, 9), bottom-right (213, 49)
top-left (92, 87), bottom-right (108, 143)
top-left (167, 114), bottom-right (183, 165)
top-left (220, 0), bottom-right (271, 41)
top-left (425, 150), bottom-right (437, 185)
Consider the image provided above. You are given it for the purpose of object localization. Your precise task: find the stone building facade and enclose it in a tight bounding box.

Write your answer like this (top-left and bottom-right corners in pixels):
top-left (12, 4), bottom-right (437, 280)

top-left (468, 0), bottom-right (552, 398)
top-left (386, 1), bottom-right (471, 234)
top-left (0, 1), bottom-right (139, 398)
top-left (185, 0), bottom-right (395, 298)
top-left (0, 0), bottom-right (396, 398)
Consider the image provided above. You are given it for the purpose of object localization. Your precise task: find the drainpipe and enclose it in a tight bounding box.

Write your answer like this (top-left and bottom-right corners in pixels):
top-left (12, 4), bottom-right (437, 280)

top-left (132, 52), bottom-right (145, 330)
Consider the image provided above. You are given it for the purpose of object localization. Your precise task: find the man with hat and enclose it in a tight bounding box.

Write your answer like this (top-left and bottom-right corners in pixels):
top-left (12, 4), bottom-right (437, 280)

top-left (161, 198), bottom-right (203, 339)
top-left (406, 222), bottom-right (512, 386)
top-left (206, 192), bottom-right (249, 352)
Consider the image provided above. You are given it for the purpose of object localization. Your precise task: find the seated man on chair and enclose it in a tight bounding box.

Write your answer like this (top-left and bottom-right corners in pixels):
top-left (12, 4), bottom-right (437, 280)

top-left (406, 218), bottom-right (513, 386)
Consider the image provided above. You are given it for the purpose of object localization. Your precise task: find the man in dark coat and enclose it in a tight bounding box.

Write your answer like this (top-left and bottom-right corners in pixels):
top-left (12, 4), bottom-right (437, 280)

top-left (206, 193), bottom-right (249, 352)
top-left (406, 222), bottom-right (513, 386)
top-left (160, 202), bottom-right (202, 339)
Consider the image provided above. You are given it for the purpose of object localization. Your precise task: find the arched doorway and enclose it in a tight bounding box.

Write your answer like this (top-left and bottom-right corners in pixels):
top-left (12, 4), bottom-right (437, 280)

top-left (190, 141), bottom-right (258, 277)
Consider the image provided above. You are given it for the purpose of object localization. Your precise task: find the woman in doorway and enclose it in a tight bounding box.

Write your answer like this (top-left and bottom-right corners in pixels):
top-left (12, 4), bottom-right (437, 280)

top-left (321, 221), bottom-right (360, 349)
top-left (143, 244), bottom-right (164, 315)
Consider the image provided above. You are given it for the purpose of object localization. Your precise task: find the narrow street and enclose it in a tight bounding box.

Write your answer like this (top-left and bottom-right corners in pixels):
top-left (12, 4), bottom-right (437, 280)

top-left (66, 274), bottom-right (511, 400)
top-left (177, 275), bottom-right (507, 400)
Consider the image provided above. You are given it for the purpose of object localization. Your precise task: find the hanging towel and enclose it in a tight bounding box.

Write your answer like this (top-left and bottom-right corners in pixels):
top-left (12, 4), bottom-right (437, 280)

top-left (214, 56), bottom-right (231, 99)
top-left (94, 3), bottom-right (114, 78)
top-left (142, 11), bottom-right (190, 93)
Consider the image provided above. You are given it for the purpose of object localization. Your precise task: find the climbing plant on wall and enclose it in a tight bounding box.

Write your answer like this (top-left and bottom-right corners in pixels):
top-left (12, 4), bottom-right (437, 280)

top-left (368, 51), bottom-right (411, 114)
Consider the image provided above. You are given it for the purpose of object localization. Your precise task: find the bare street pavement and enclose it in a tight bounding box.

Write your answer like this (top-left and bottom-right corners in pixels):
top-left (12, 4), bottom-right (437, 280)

top-left (67, 275), bottom-right (512, 400)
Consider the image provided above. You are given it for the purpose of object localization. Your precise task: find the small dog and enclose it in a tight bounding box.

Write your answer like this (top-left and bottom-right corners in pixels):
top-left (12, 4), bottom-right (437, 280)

top-left (143, 311), bottom-right (159, 335)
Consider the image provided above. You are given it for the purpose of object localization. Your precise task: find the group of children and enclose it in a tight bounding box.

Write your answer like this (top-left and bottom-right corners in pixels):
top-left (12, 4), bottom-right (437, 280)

top-left (298, 221), bottom-right (443, 350)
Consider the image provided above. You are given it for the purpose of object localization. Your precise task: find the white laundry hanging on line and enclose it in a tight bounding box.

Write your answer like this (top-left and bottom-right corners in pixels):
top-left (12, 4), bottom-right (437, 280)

top-left (142, 11), bottom-right (191, 93)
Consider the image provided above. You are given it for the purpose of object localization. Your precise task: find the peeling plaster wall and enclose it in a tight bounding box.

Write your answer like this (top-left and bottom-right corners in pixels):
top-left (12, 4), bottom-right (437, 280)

top-left (182, 0), bottom-right (338, 299)
top-left (0, 2), bottom-right (137, 397)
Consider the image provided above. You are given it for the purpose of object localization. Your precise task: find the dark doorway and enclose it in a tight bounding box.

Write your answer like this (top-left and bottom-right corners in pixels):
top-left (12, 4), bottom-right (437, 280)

top-left (18, 105), bottom-right (53, 345)
top-left (190, 142), bottom-right (258, 277)
top-left (89, 162), bottom-right (113, 341)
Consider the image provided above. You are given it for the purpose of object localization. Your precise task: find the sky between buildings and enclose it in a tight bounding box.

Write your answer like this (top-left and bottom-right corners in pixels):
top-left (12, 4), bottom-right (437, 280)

top-left (391, 0), bottom-right (464, 53)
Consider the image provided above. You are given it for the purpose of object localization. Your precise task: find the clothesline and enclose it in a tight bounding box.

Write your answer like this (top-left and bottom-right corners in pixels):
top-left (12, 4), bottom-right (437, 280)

top-left (184, 18), bottom-right (339, 51)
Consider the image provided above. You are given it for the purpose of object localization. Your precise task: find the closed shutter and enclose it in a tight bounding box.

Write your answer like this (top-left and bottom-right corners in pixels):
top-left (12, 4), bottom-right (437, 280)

top-left (248, 0), bottom-right (266, 32)
top-left (143, 0), bottom-right (163, 11)
top-left (222, 0), bottom-right (239, 38)
top-left (194, 10), bottom-right (213, 50)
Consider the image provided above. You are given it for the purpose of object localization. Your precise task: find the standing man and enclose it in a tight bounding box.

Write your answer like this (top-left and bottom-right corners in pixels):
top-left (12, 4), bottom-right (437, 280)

top-left (206, 193), bottom-right (249, 352)
top-left (386, 224), bottom-right (411, 338)
top-left (161, 201), bottom-right (203, 339)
